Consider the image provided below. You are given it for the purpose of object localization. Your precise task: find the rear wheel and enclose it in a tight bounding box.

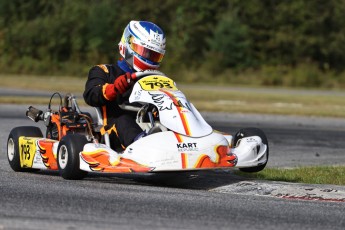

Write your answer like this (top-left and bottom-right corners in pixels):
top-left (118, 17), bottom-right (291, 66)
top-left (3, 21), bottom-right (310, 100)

top-left (233, 127), bottom-right (269, 173)
top-left (57, 134), bottom-right (88, 180)
top-left (7, 126), bottom-right (43, 172)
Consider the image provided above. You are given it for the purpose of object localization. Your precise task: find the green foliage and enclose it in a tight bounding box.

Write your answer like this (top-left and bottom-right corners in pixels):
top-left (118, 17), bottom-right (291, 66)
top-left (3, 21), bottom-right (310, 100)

top-left (206, 11), bottom-right (253, 71)
top-left (1, 0), bottom-right (345, 88)
top-left (167, 0), bottom-right (228, 69)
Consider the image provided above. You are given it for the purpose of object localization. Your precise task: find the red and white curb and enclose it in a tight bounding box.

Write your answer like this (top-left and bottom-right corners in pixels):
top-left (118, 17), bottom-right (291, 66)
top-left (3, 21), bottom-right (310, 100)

top-left (211, 180), bottom-right (345, 202)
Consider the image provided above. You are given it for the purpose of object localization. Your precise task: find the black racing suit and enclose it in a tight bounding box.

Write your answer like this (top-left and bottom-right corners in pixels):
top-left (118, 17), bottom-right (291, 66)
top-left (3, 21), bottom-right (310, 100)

top-left (83, 64), bottom-right (143, 150)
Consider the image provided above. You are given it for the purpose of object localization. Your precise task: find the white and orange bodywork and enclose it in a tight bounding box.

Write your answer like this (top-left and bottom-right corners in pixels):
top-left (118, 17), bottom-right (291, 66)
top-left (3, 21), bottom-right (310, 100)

top-left (18, 137), bottom-right (59, 170)
top-left (79, 75), bottom-right (262, 173)
top-left (16, 75), bottom-right (267, 173)
top-left (80, 131), bottom-right (236, 173)
top-left (79, 75), bottom-right (236, 172)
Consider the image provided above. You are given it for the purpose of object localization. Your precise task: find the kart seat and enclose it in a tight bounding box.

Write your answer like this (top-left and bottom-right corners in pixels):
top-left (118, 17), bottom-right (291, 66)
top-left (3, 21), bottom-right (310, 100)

top-left (94, 107), bottom-right (111, 147)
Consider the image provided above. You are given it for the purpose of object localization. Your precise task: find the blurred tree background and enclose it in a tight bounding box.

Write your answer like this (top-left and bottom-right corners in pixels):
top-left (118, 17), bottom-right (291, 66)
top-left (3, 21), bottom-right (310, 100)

top-left (1, 0), bottom-right (345, 88)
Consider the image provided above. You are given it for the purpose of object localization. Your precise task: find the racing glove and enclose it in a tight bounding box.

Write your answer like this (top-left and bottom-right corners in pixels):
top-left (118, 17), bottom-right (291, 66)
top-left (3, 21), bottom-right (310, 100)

top-left (114, 73), bottom-right (131, 94)
top-left (104, 72), bottom-right (132, 101)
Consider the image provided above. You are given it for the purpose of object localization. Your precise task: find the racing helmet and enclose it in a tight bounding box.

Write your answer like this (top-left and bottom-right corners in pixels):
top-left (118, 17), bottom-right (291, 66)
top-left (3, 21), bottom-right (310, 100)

top-left (118, 21), bottom-right (166, 71)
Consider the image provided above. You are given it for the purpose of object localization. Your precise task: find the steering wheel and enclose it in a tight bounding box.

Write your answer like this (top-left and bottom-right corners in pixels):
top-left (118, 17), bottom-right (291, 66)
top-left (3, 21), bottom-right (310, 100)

top-left (117, 70), bottom-right (166, 104)
top-left (130, 69), bottom-right (166, 81)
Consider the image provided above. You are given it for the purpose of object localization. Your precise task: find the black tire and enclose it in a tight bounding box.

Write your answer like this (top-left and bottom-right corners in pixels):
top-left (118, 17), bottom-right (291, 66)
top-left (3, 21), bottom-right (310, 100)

top-left (7, 126), bottom-right (43, 172)
top-left (233, 127), bottom-right (269, 173)
top-left (57, 134), bottom-right (88, 180)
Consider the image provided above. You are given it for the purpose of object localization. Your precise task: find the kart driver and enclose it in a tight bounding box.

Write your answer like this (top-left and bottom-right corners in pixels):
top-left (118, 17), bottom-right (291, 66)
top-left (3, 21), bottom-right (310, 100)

top-left (83, 21), bottom-right (166, 150)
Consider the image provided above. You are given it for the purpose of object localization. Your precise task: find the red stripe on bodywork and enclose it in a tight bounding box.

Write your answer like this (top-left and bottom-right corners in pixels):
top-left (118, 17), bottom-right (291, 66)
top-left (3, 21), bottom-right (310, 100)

top-left (181, 153), bottom-right (187, 169)
top-left (174, 133), bottom-right (187, 169)
top-left (161, 90), bottom-right (190, 135)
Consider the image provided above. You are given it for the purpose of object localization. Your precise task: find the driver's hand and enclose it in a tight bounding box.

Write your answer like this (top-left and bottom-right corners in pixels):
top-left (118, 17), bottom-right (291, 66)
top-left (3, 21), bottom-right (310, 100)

top-left (114, 72), bottom-right (131, 94)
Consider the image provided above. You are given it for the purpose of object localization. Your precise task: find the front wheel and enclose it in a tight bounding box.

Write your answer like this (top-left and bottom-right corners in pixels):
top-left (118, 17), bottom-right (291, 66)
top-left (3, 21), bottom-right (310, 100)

top-left (57, 134), bottom-right (88, 180)
top-left (233, 127), bottom-right (269, 173)
top-left (7, 126), bottom-right (43, 172)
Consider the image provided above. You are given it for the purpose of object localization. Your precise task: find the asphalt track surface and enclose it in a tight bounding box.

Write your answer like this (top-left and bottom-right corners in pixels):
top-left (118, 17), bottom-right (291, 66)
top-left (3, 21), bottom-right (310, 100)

top-left (1, 102), bottom-right (345, 229)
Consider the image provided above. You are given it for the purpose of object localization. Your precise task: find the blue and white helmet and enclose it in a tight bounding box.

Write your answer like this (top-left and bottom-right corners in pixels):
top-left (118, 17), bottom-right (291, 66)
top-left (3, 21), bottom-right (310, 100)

top-left (119, 21), bottom-right (166, 71)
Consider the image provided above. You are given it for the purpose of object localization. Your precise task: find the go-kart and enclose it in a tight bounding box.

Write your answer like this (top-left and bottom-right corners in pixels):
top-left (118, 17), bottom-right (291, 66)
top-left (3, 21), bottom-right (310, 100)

top-left (7, 70), bottom-right (269, 180)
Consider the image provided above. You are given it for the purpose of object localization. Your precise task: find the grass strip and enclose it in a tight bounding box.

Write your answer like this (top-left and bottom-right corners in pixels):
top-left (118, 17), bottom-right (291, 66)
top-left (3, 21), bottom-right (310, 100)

top-left (236, 166), bottom-right (345, 186)
top-left (2, 75), bottom-right (345, 117)
top-left (0, 75), bottom-right (85, 92)
top-left (0, 96), bottom-right (87, 106)
top-left (182, 87), bottom-right (345, 118)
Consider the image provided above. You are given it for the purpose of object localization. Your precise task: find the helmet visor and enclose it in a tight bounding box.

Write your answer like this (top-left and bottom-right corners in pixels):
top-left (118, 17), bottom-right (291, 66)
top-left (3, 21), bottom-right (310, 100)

top-left (129, 37), bottom-right (164, 63)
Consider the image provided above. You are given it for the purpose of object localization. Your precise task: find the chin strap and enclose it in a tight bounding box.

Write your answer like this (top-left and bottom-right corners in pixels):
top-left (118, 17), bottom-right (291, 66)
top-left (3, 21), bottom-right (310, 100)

top-left (117, 59), bottom-right (134, 73)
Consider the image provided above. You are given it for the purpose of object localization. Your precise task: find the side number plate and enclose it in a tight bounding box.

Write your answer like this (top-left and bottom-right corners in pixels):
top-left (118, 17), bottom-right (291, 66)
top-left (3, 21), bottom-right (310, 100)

top-left (19, 137), bottom-right (37, 168)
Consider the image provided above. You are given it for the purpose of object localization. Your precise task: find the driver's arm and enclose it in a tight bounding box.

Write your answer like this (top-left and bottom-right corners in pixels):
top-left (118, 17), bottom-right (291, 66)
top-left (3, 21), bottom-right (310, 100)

top-left (83, 65), bottom-right (110, 107)
top-left (83, 65), bottom-right (131, 107)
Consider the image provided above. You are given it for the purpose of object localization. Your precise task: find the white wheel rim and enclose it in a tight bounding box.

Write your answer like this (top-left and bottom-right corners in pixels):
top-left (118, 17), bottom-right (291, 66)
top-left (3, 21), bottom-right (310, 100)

top-left (58, 145), bottom-right (68, 169)
top-left (7, 138), bottom-right (15, 161)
